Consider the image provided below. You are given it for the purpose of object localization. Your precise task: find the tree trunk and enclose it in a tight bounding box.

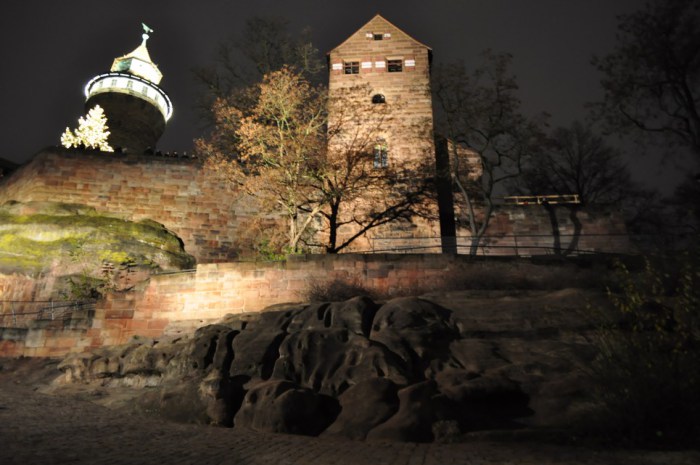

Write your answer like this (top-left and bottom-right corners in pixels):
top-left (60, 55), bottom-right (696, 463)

top-left (453, 172), bottom-right (481, 256)
top-left (563, 205), bottom-right (582, 255)
top-left (544, 203), bottom-right (562, 255)
top-left (325, 201), bottom-right (340, 254)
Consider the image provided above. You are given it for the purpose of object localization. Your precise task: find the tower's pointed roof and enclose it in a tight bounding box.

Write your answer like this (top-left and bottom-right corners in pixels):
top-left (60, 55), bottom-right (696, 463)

top-left (110, 23), bottom-right (163, 84)
top-left (328, 14), bottom-right (432, 54)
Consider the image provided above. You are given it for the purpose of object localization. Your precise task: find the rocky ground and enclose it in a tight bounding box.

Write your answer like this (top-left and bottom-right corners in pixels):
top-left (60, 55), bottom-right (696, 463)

top-left (1, 288), bottom-right (699, 463)
top-left (49, 289), bottom-right (606, 442)
top-left (0, 201), bottom-right (195, 298)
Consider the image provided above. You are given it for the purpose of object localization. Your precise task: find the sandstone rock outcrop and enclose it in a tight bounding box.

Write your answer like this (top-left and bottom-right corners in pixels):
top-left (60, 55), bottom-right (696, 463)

top-left (0, 201), bottom-right (195, 298)
top-left (56, 289), bottom-right (605, 442)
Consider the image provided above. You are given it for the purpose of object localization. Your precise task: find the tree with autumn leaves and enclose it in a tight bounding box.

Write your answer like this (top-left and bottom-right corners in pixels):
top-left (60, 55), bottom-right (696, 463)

top-left (195, 67), bottom-right (431, 255)
top-left (197, 68), bottom-right (326, 253)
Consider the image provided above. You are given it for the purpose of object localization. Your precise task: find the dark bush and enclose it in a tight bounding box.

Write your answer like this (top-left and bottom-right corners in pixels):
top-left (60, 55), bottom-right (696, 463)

top-left (304, 277), bottom-right (379, 302)
top-left (587, 250), bottom-right (700, 447)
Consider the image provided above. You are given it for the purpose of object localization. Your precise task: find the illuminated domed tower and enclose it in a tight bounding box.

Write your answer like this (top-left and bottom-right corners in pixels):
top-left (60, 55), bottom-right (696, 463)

top-left (84, 24), bottom-right (173, 153)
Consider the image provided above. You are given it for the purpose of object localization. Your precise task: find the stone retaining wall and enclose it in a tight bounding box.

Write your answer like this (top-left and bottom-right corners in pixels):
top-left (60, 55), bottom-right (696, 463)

top-left (0, 254), bottom-right (614, 357)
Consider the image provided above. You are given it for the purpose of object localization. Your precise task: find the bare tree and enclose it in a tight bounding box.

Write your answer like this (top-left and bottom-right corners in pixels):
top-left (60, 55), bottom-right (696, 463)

top-left (516, 121), bottom-right (636, 205)
top-left (433, 51), bottom-right (547, 255)
top-left (592, 0), bottom-right (700, 160)
top-left (196, 67), bottom-right (327, 253)
top-left (193, 16), bottom-right (323, 123)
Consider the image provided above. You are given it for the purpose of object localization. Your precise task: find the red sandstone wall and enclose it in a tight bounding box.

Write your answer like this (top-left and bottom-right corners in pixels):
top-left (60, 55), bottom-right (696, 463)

top-left (0, 274), bottom-right (45, 302)
top-left (327, 16), bottom-right (440, 249)
top-left (328, 15), bottom-right (435, 165)
top-left (371, 206), bottom-right (631, 255)
top-left (0, 148), bottom-right (249, 263)
top-left (470, 206), bottom-right (631, 255)
top-left (0, 149), bottom-right (631, 263)
top-left (1, 254), bottom-right (613, 357)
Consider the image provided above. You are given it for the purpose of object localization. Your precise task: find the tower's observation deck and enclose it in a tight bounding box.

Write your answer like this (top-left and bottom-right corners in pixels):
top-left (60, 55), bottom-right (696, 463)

top-left (84, 24), bottom-right (172, 153)
top-left (84, 72), bottom-right (172, 122)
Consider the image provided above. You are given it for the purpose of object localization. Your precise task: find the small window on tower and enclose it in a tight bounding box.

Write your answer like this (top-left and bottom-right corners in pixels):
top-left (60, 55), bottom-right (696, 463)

top-left (372, 94), bottom-right (386, 104)
top-left (373, 33), bottom-right (384, 40)
top-left (126, 80), bottom-right (134, 89)
top-left (374, 140), bottom-right (388, 168)
top-left (387, 59), bottom-right (403, 73)
top-left (344, 61), bottom-right (360, 74)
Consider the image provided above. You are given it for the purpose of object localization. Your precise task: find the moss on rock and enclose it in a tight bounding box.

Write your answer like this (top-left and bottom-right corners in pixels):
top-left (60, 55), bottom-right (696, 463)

top-left (0, 201), bottom-right (195, 278)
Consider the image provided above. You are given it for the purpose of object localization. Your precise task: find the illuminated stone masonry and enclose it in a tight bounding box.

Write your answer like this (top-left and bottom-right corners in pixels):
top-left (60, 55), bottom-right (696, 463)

top-left (0, 16), bottom-right (631, 264)
top-left (328, 14), bottom-right (435, 166)
top-left (0, 254), bottom-right (617, 358)
top-left (327, 15), bottom-right (444, 250)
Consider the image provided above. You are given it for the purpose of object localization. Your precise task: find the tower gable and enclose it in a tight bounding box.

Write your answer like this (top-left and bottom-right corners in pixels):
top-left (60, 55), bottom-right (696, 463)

top-left (328, 15), bottom-right (431, 77)
top-left (327, 14), bottom-right (434, 166)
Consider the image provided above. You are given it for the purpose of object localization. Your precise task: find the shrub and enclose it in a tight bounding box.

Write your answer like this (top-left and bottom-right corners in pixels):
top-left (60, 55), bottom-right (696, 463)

top-left (588, 250), bottom-right (700, 447)
top-left (304, 277), bottom-right (378, 302)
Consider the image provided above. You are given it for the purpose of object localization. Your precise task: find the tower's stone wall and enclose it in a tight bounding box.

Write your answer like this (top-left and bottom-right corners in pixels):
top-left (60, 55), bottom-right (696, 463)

top-left (86, 93), bottom-right (165, 154)
top-left (327, 16), bottom-right (440, 249)
top-left (328, 15), bottom-right (435, 165)
top-left (328, 16), bottom-right (435, 163)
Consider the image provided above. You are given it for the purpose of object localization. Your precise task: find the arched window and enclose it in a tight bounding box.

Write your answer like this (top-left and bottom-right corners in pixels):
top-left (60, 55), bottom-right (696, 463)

top-left (372, 94), bottom-right (386, 104)
top-left (374, 139), bottom-right (388, 168)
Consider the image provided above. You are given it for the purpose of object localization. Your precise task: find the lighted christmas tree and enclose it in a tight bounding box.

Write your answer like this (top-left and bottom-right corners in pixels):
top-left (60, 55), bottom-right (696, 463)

top-left (61, 105), bottom-right (114, 152)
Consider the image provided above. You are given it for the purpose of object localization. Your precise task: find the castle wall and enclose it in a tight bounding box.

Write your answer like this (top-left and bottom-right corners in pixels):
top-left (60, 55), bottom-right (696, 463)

top-left (479, 206), bottom-right (630, 255)
top-left (0, 149), bottom-right (630, 263)
top-left (363, 205), bottom-right (630, 255)
top-left (0, 253), bottom-right (614, 357)
top-left (0, 148), bottom-right (250, 263)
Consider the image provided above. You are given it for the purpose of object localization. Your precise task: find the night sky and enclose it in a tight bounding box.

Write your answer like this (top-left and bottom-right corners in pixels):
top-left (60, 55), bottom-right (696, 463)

top-left (3, 0), bottom-right (679, 192)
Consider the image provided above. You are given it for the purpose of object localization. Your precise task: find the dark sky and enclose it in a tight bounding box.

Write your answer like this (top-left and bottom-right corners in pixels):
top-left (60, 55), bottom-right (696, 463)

top-left (3, 0), bottom-right (680, 192)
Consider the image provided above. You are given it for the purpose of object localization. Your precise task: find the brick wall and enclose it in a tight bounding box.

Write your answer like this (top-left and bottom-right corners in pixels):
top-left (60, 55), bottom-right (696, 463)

top-left (0, 148), bottom-right (630, 265)
top-left (482, 206), bottom-right (631, 255)
top-left (0, 148), bottom-right (249, 262)
top-left (0, 274), bottom-right (45, 302)
top-left (1, 253), bottom-right (618, 357)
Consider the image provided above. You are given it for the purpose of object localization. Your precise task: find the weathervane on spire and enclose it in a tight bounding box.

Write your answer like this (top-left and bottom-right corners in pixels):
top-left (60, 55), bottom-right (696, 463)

top-left (141, 23), bottom-right (154, 45)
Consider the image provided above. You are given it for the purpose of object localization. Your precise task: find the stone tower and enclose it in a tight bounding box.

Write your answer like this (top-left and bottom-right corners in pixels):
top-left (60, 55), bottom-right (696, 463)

top-left (328, 14), bottom-right (435, 166)
top-left (327, 14), bottom-right (442, 251)
top-left (84, 24), bottom-right (173, 153)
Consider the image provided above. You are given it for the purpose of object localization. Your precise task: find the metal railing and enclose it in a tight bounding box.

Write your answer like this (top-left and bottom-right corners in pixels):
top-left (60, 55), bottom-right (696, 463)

top-left (366, 232), bottom-right (635, 256)
top-left (0, 300), bottom-right (96, 329)
top-left (504, 194), bottom-right (581, 205)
